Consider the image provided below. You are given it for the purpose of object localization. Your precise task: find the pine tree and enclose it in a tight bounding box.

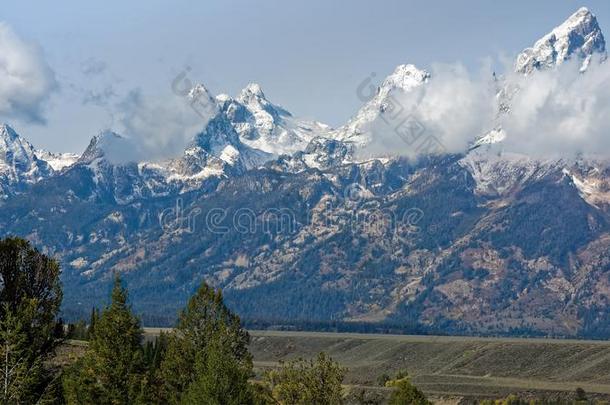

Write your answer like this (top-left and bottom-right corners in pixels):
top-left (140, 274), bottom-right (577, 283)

top-left (0, 237), bottom-right (63, 404)
top-left (88, 307), bottom-right (98, 340)
top-left (63, 275), bottom-right (146, 404)
top-left (181, 330), bottom-right (253, 405)
top-left (138, 332), bottom-right (169, 404)
top-left (0, 303), bottom-right (46, 404)
top-left (158, 283), bottom-right (252, 404)
top-left (143, 333), bottom-right (167, 372)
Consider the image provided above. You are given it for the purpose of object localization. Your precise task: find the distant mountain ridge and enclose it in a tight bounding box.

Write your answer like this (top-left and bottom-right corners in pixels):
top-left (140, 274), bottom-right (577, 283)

top-left (1, 7), bottom-right (610, 337)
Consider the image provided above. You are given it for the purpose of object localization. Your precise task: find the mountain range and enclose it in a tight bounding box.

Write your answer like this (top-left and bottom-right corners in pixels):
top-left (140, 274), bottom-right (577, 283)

top-left (1, 7), bottom-right (610, 337)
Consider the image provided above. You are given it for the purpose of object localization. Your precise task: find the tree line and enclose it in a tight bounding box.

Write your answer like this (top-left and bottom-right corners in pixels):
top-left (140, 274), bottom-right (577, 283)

top-left (0, 237), bottom-right (434, 404)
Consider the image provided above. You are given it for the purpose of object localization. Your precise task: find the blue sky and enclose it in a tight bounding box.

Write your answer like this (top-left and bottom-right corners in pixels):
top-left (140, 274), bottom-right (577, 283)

top-left (2, 0), bottom-right (610, 153)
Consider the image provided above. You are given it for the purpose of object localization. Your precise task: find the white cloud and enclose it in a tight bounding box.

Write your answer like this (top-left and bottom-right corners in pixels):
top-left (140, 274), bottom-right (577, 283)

top-left (0, 22), bottom-right (57, 123)
top-left (406, 63), bottom-right (498, 154)
top-left (359, 63), bottom-right (498, 158)
top-left (116, 88), bottom-right (215, 162)
top-left (360, 57), bottom-right (610, 160)
top-left (501, 57), bottom-right (610, 158)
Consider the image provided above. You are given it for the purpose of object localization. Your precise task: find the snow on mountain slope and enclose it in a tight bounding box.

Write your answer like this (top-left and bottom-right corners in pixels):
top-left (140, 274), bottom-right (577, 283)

top-left (78, 130), bottom-right (140, 164)
top-left (472, 128), bottom-right (507, 149)
top-left (190, 105), bottom-right (273, 169)
top-left (461, 145), bottom-right (610, 211)
top-left (459, 147), bottom-right (562, 197)
top-left (2, 7), bottom-right (607, 201)
top-left (338, 8), bottom-right (605, 154)
top-left (63, 102), bottom-right (276, 201)
top-left (475, 8), bottom-right (606, 148)
top-left (333, 64), bottom-right (429, 147)
top-left (0, 124), bottom-right (52, 197)
top-left (515, 7), bottom-right (606, 74)
top-left (164, 111), bottom-right (272, 186)
top-left (160, 81), bottom-right (336, 177)
top-left (220, 83), bottom-right (332, 156)
top-left (562, 161), bottom-right (610, 208)
top-left (266, 136), bottom-right (355, 173)
top-left (35, 150), bottom-right (79, 171)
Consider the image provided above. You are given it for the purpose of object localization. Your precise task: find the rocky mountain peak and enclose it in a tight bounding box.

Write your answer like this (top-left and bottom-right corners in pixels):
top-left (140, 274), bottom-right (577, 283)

top-left (0, 124), bottom-right (52, 196)
top-left (0, 123), bottom-right (19, 143)
top-left (515, 7), bottom-right (606, 74)
top-left (0, 123), bottom-right (45, 171)
top-left (332, 63), bottom-right (428, 146)
top-left (380, 64), bottom-right (430, 95)
top-left (237, 83), bottom-right (266, 103)
top-left (79, 130), bottom-right (137, 164)
top-left (188, 83), bottom-right (215, 101)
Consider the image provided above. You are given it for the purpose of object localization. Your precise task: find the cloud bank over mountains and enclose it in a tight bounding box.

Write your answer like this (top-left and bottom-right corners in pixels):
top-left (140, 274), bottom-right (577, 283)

top-left (2, 6), bottom-right (610, 163)
top-left (362, 56), bottom-right (610, 160)
top-left (349, 6), bottom-right (610, 160)
top-left (502, 56), bottom-right (610, 158)
top-left (115, 88), bottom-right (214, 163)
top-left (357, 63), bottom-right (498, 158)
top-left (0, 22), bottom-right (56, 123)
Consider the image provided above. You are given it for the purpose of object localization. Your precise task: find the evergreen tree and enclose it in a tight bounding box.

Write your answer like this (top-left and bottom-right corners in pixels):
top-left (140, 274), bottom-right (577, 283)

top-left (63, 275), bottom-right (146, 404)
top-left (181, 330), bottom-right (253, 405)
top-left (139, 332), bottom-right (168, 404)
top-left (0, 237), bottom-right (63, 404)
top-left (0, 303), bottom-right (46, 404)
top-left (159, 283), bottom-right (252, 404)
top-left (66, 320), bottom-right (87, 341)
top-left (264, 352), bottom-right (346, 405)
top-left (88, 307), bottom-right (99, 340)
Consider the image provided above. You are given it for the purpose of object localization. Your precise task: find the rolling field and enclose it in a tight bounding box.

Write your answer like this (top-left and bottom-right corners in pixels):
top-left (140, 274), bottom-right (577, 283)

top-left (243, 330), bottom-right (610, 401)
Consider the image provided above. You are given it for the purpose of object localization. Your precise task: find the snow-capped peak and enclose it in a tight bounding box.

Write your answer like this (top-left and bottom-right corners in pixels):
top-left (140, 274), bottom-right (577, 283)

top-left (515, 7), bottom-right (606, 74)
top-left (215, 93), bottom-right (232, 103)
top-left (237, 83), bottom-right (267, 103)
top-left (222, 82), bottom-right (331, 156)
top-left (0, 123), bottom-right (19, 142)
top-left (188, 83), bottom-right (215, 102)
top-left (235, 82), bottom-right (289, 117)
top-left (476, 8), bottom-right (607, 149)
top-left (0, 124), bottom-right (46, 172)
top-left (332, 64), bottom-right (429, 147)
top-left (79, 130), bottom-right (139, 164)
top-left (92, 130), bottom-right (124, 145)
top-left (0, 125), bottom-right (77, 172)
top-left (0, 124), bottom-right (52, 196)
top-left (379, 64), bottom-right (430, 96)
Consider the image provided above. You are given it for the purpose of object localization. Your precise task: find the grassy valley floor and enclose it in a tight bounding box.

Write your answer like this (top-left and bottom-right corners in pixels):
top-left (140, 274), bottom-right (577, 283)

top-left (243, 330), bottom-right (610, 401)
